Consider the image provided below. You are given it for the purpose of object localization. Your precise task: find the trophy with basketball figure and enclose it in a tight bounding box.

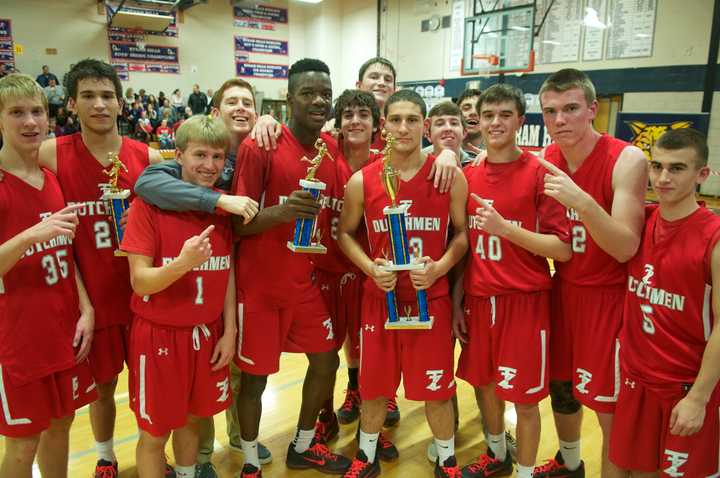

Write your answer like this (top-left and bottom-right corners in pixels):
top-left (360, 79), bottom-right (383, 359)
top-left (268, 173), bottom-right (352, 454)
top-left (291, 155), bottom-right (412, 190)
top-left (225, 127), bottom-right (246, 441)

top-left (287, 138), bottom-right (333, 254)
top-left (379, 131), bottom-right (433, 329)
top-left (99, 152), bottom-right (130, 257)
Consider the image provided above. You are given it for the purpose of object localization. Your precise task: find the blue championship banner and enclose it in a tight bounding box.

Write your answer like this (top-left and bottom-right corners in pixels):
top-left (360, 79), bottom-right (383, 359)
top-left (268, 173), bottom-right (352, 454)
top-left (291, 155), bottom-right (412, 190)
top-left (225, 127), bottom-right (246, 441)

top-left (110, 43), bottom-right (179, 64)
top-left (0, 18), bottom-right (14, 69)
top-left (233, 5), bottom-right (288, 23)
top-left (515, 113), bottom-right (552, 153)
top-left (112, 63), bottom-right (129, 81)
top-left (236, 61), bottom-right (288, 79)
top-left (615, 113), bottom-right (710, 161)
top-left (0, 18), bottom-right (11, 38)
top-left (235, 36), bottom-right (288, 55)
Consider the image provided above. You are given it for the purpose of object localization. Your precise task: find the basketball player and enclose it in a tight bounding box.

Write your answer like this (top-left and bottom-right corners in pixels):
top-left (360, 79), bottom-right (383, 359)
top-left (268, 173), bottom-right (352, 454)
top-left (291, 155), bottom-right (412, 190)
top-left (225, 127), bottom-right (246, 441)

top-left (122, 116), bottom-right (236, 478)
top-left (0, 73), bottom-right (96, 478)
top-left (233, 58), bottom-right (350, 478)
top-left (313, 88), bottom-right (399, 460)
top-left (337, 89), bottom-right (468, 477)
top-left (133, 78), bottom-right (267, 477)
top-left (455, 89), bottom-right (484, 157)
top-left (534, 69), bottom-right (647, 478)
top-left (421, 101), bottom-right (471, 164)
top-left (35, 59), bottom-right (163, 478)
top-left (455, 84), bottom-right (570, 478)
top-left (609, 128), bottom-right (720, 477)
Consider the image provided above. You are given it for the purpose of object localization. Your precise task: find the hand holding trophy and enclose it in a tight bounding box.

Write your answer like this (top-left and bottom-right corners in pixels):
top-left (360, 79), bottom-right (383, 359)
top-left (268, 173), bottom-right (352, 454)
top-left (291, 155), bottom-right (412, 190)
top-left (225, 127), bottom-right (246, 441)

top-left (99, 152), bottom-right (130, 256)
top-left (286, 138), bottom-right (333, 253)
top-left (379, 131), bottom-right (433, 330)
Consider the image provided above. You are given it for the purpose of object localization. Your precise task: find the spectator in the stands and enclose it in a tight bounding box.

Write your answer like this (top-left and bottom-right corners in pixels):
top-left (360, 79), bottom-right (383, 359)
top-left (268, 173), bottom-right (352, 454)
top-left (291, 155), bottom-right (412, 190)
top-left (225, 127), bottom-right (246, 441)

top-left (43, 77), bottom-right (66, 118)
top-left (205, 88), bottom-right (214, 114)
top-left (125, 87), bottom-right (136, 104)
top-left (36, 64), bottom-right (59, 87)
top-left (138, 88), bottom-right (149, 107)
top-left (158, 90), bottom-right (167, 106)
top-left (55, 106), bottom-right (68, 128)
top-left (188, 83), bottom-right (208, 115)
top-left (160, 98), bottom-right (174, 121)
top-left (156, 118), bottom-right (174, 149)
top-left (62, 63), bottom-right (74, 87)
top-left (171, 88), bottom-right (184, 115)
top-left (146, 103), bottom-right (159, 129)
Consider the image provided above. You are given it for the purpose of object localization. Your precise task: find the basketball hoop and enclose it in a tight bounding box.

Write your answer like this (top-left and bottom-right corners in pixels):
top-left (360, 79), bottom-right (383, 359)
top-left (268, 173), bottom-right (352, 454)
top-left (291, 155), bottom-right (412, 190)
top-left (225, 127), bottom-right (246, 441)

top-left (472, 53), bottom-right (500, 66)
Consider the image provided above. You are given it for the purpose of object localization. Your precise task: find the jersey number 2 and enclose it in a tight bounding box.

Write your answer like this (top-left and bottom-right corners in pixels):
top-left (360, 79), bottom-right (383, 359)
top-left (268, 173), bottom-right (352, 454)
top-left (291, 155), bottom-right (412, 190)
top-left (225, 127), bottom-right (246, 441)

top-left (571, 225), bottom-right (586, 253)
top-left (94, 221), bottom-right (112, 249)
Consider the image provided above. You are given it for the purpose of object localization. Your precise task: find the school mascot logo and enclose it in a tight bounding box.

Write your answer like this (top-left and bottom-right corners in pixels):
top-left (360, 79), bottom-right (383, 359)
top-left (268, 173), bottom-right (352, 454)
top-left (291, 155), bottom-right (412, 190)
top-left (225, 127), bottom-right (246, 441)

top-left (626, 121), bottom-right (693, 161)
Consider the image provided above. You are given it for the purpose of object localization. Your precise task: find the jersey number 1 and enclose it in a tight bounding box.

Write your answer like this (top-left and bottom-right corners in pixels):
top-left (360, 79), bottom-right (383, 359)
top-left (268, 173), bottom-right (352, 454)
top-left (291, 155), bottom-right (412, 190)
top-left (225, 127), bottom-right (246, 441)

top-left (195, 276), bottom-right (204, 305)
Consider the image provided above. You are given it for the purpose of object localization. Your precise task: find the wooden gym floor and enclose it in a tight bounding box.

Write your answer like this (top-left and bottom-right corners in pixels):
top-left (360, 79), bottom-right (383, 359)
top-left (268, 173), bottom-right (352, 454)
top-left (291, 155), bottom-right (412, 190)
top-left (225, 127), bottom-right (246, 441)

top-left (1, 346), bottom-right (605, 477)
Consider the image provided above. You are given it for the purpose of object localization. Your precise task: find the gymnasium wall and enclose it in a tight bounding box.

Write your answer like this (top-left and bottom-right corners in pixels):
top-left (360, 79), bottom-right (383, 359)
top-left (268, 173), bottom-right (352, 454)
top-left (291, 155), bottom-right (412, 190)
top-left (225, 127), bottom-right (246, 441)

top-left (2, 0), bottom-right (376, 101)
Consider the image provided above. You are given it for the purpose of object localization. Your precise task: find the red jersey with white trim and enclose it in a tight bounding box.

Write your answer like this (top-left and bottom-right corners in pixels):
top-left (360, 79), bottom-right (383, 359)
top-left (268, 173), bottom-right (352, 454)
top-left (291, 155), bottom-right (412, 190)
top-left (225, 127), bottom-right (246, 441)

top-left (121, 198), bottom-right (233, 328)
top-left (233, 125), bottom-right (339, 305)
top-left (0, 169), bottom-right (78, 385)
top-left (55, 133), bottom-right (149, 329)
top-left (314, 149), bottom-right (381, 274)
top-left (464, 152), bottom-right (569, 297)
top-left (622, 205), bottom-right (720, 389)
top-left (544, 134), bottom-right (628, 286)
top-left (362, 154), bottom-right (450, 301)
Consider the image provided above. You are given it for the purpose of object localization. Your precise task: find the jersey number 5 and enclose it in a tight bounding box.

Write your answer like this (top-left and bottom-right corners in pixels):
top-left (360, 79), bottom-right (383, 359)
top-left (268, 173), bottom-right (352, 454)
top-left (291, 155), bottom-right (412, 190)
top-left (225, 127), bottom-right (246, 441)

top-left (42, 250), bottom-right (69, 285)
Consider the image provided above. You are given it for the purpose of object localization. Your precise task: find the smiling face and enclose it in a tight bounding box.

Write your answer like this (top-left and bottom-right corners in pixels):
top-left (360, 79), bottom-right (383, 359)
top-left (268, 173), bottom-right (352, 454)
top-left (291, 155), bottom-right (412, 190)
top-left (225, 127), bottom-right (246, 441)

top-left (458, 95), bottom-right (480, 139)
top-left (479, 99), bottom-right (524, 150)
top-left (384, 100), bottom-right (424, 155)
top-left (340, 105), bottom-right (374, 147)
top-left (427, 114), bottom-right (464, 153)
top-left (214, 86), bottom-right (256, 139)
top-left (288, 71), bottom-right (333, 132)
top-left (649, 146), bottom-right (709, 207)
top-left (357, 63), bottom-right (395, 110)
top-left (0, 95), bottom-right (48, 154)
top-left (68, 77), bottom-right (121, 135)
top-left (177, 141), bottom-right (226, 188)
top-left (540, 87), bottom-right (597, 148)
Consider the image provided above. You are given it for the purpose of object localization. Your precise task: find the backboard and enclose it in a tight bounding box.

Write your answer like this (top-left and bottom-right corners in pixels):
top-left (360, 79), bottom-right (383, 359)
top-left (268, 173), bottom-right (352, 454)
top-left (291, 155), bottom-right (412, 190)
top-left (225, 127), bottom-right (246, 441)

top-left (462, 2), bottom-right (535, 75)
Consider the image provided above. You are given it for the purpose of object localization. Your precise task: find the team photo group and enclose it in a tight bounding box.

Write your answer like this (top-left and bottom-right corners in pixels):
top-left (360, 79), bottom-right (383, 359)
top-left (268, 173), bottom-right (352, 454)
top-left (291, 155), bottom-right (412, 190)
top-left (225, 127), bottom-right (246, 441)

top-left (0, 53), bottom-right (718, 478)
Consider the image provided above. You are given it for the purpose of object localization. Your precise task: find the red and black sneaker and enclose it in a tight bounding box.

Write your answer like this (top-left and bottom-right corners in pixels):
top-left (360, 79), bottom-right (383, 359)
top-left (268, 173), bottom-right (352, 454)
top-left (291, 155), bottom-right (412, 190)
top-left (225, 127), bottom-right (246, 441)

top-left (383, 398), bottom-right (400, 427)
top-left (337, 388), bottom-right (361, 424)
top-left (286, 438), bottom-right (352, 474)
top-left (435, 455), bottom-right (462, 478)
top-left (239, 463), bottom-right (263, 478)
top-left (377, 432), bottom-right (399, 462)
top-left (94, 459), bottom-right (118, 478)
top-left (342, 450), bottom-right (380, 478)
top-left (533, 451), bottom-right (585, 478)
top-left (316, 410), bottom-right (340, 442)
top-left (461, 449), bottom-right (513, 477)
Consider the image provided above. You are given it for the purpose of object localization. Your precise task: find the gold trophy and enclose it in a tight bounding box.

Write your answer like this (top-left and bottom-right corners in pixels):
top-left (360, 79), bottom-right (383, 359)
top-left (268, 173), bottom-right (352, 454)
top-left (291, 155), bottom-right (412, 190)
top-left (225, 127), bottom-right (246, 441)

top-left (287, 138), bottom-right (334, 253)
top-left (379, 131), bottom-right (433, 329)
top-left (99, 152), bottom-right (131, 257)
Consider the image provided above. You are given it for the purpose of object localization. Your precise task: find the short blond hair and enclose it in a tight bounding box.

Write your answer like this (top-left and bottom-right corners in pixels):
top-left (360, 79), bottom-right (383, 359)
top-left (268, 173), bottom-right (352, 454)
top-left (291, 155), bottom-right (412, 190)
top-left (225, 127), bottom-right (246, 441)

top-left (539, 68), bottom-right (596, 106)
top-left (175, 115), bottom-right (230, 152)
top-left (0, 73), bottom-right (48, 113)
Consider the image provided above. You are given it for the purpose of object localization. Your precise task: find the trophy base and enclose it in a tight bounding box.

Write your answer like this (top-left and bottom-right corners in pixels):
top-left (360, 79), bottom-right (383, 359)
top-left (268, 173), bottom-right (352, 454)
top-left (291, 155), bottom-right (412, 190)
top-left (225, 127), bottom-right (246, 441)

top-left (385, 316), bottom-right (434, 330)
top-left (381, 262), bottom-right (424, 271)
top-left (287, 242), bottom-right (327, 254)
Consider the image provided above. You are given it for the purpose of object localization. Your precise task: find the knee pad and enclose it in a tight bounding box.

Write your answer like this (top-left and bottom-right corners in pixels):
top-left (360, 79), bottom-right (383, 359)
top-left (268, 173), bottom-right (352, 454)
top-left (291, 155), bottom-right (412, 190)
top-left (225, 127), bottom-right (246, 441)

top-left (549, 380), bottom-right (581, 414)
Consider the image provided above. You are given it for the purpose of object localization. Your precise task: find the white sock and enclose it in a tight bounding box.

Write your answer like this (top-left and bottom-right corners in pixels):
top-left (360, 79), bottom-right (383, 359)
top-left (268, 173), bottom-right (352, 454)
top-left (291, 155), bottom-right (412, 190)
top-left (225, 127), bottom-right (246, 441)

top-left (359, 430), bottom-right (379, 463)
top-left (174, 464), bottom-right (196, 478)
top-left (95, 439), bottom-right (116, 463)
top-left (487, 432), bottom-right (507, 461)
top-left (517, 464), bottom-right (534, 478)
top-left (293, 428), bottom-right (315, 453)
top-left (241, 439), bottom-right (260, 468)
top-left (559, 440), bottom-right (581, 471)
top-left (434, 436), bottom-right (455, 464)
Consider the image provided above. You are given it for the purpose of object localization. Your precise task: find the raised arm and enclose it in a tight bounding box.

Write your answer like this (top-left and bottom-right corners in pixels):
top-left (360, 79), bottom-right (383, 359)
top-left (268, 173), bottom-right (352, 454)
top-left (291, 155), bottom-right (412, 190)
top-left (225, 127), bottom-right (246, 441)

top-left (540, 146), bottom-right (647, 262)
top-left (669, 240), bottom-right (720, 436)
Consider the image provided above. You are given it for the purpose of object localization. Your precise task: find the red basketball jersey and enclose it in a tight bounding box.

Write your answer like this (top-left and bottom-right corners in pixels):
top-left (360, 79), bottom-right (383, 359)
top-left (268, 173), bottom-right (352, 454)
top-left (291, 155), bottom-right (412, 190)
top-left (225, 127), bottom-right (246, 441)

top-left (0, 169), bottom-right (78, 385)
top-left (362, 155), bottom-right (450, 302)
top-left (121, 198), bottom-right (233, 328)
top-left (314, 150), bottom-right (381, 274)
top-left (464, 152), bottom-right (569, 297)
top-left (233, 125), bottom-right (339, 305)
top-left (622, 205), bottom-right (720, 389)
top-left (55, 134), bottom-right (149, 329)
top-left (544, 134), bottom-right (628, 286)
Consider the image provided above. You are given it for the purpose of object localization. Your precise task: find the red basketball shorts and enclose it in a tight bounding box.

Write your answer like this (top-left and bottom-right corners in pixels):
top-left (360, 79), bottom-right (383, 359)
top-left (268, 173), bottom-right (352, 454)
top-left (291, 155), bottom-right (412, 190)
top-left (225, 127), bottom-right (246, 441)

top-left (0, 360), bottom-right (96, 438)
top-left (128, 317), bottom-right (231, 437)
top-left (88, 323), bottom-right (129, 385)
top-left (550, 279), bottom-right (623, 413)
top-left (610, 369), bottom-right (720, 477)
top-left (457, 291), bottom-right (550, 404)
top-left (360, 295), bottom-right (455, 402)
top-left (316, 269), bottom-right (362, 359)
top-left (235, 287), bottom-right (336, 376)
